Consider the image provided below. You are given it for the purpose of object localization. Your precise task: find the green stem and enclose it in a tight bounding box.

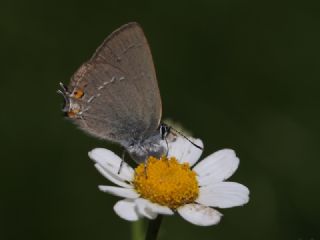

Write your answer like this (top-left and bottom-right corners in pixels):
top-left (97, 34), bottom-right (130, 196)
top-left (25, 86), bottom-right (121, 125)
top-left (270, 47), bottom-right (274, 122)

top-left (145, 216), bottom-right (163, 240)
top-left (131, 220), bottom-right (144, 240)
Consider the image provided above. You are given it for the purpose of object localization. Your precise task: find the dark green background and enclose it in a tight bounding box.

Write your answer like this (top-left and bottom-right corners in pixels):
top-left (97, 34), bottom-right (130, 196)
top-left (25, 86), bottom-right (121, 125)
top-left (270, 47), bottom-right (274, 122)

top-left (1, 0), bottom-right (320, 239)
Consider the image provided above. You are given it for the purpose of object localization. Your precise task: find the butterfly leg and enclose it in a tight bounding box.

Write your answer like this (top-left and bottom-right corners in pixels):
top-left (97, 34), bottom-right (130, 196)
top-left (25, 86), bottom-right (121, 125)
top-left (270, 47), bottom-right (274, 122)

top-left (144, 163), bottom-right (148, 179)
top-left (164, 137), bottom-right (169, 157)
top-left (117, 150), bottom-right (126, 174)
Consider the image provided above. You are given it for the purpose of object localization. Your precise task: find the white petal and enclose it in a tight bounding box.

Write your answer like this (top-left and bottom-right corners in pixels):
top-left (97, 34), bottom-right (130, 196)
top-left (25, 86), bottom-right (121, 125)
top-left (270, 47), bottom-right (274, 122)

top-left (136, 198), bottom-right (174, 216)
top-left (98, 185), bottom-right (139, 199)
top-left (177, 204), bottom-right (222, 226)
top-left (196, 182), bottom-right (249, 208)
top-left (168, 136), bottom-right (203, 166)
top-left (193, 149), bottom-right (239, 185)
top-left (89, 148), bottom-right (134, 182)
top-left (94, 164), bottom-right (133, 188)
top-left (135, 198), bottom-right (158, 219)
top-left (89, 148), bottom-right (121, 164)
top-left (146, 202), bottom-right (174, 215)
top-left (113, 199), bottom-right (140, 221)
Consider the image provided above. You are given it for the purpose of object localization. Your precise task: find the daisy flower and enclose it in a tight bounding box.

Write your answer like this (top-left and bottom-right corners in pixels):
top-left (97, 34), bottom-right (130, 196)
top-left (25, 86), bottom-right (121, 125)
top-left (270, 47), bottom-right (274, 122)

top-left (89, 136), bottom-right (249, 226)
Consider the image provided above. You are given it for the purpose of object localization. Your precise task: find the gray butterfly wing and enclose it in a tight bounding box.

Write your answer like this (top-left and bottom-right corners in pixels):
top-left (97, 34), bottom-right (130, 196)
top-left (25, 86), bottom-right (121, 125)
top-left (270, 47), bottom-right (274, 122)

top-left (66, 22), bottom-right (162, 147)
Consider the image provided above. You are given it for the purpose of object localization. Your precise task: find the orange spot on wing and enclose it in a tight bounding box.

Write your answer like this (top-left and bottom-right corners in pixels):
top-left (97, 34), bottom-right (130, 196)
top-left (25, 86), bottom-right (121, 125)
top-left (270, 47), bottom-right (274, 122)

top-left (73, 89), bottom-right (84, 99)
top-left (67, 109), bottom-right (80, 118)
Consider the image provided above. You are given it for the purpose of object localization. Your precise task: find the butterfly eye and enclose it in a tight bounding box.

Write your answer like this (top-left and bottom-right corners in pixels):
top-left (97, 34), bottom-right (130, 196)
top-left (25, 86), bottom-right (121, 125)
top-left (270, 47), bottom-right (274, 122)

top-left (159, 123), bottom-right (171, 140)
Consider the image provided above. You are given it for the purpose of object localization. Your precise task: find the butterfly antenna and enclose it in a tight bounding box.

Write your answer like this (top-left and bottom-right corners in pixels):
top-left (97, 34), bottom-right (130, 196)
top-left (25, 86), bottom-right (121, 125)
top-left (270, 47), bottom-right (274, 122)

top-left (170, 126), bottom-right (203, 150)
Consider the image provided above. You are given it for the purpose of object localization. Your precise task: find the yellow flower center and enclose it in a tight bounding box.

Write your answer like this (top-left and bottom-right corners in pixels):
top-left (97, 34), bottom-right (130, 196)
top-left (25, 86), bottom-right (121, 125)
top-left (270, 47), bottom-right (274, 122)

top-left (133, 156), bottom-right (199, 209)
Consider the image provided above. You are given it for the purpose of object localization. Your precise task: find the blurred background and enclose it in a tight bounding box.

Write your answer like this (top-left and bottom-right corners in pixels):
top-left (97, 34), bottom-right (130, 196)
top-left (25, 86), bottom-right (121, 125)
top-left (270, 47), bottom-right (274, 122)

top-left (1, 0), bottom-right (320, 239)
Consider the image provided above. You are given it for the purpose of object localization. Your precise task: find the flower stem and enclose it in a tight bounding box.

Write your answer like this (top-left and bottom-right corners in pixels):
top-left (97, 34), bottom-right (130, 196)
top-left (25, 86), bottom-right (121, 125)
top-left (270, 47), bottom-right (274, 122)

top-left (131, 220), bottom-right (144, 240)
top-left (145, 216), bottom-right (163, 240)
